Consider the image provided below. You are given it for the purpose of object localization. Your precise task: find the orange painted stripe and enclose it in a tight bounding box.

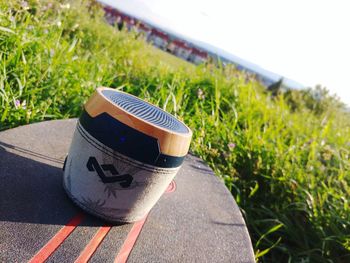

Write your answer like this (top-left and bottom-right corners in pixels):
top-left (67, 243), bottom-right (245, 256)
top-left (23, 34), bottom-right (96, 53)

top-left (114, 215), bottom-right (149, 263)
top-left (74, 226), bottom-right (111, 263)
top-left (29, 213), bottom-right (84, 263)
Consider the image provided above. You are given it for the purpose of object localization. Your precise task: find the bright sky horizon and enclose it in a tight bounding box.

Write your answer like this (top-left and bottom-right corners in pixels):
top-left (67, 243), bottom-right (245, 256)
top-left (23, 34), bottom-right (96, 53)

top-left (100, 0), bottom-right (350, 106)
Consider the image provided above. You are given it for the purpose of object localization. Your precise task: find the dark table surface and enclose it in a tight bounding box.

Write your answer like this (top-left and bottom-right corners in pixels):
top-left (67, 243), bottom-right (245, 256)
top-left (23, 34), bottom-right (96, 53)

top-left (0, 119), bottom-right (254, 263)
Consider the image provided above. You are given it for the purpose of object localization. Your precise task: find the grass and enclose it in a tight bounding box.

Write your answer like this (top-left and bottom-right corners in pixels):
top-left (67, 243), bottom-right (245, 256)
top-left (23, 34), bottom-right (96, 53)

top-left (147, 44), bottom-right (195, 70)
top-left (1, 1), bottom-right (350, 262)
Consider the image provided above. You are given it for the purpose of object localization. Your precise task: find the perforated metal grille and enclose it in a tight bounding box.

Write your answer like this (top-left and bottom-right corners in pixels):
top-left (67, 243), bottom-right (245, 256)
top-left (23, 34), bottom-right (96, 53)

top-left (102, 90), bottom-right (189, 134)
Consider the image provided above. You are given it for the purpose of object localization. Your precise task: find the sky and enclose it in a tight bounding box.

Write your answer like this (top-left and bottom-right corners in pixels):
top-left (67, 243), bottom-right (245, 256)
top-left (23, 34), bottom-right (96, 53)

top-left (100, 0), bottom-right (350, 105)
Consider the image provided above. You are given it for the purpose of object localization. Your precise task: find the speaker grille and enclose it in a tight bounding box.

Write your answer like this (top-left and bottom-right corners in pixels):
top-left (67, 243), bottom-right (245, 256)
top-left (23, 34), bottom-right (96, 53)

top-left (102, 90), bottom-right (189, 134)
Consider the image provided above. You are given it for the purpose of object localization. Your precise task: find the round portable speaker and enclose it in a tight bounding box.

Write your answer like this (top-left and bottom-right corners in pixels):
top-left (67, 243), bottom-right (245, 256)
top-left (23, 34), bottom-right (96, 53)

top-left (63, 87), bottom-right (192, 222)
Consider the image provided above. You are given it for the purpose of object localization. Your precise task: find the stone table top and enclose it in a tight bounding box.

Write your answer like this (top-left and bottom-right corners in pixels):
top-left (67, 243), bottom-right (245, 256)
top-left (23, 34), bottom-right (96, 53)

top-left (0, 119), bottom-right (255, 263)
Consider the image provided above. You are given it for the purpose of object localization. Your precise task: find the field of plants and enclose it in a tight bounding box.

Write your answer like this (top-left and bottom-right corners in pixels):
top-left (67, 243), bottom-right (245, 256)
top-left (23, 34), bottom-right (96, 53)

top-left (0, 1), bottom-right (349, 262)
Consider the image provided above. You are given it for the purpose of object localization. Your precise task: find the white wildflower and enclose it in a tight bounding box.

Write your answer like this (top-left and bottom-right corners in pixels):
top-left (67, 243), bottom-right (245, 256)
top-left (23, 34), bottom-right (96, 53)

top-left (60, 3), bottom-right (70, 9)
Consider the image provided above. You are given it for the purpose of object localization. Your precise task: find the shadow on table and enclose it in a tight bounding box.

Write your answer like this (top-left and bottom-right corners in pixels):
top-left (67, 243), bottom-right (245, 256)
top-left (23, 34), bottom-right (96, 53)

top-left (0, 141), bottom-right (65, 165)
top-left (0, 144), bottom-right (103, 226)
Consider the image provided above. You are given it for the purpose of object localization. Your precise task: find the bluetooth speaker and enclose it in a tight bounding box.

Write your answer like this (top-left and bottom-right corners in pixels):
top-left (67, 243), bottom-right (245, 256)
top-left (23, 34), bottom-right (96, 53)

top-left (63, 87), bottom-right (192, 222)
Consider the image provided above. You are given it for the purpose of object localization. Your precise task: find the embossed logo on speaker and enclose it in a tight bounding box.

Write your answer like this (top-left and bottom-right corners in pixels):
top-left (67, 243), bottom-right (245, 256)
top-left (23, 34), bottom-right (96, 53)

top-left (86, 157), bottom-right (133, 187)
